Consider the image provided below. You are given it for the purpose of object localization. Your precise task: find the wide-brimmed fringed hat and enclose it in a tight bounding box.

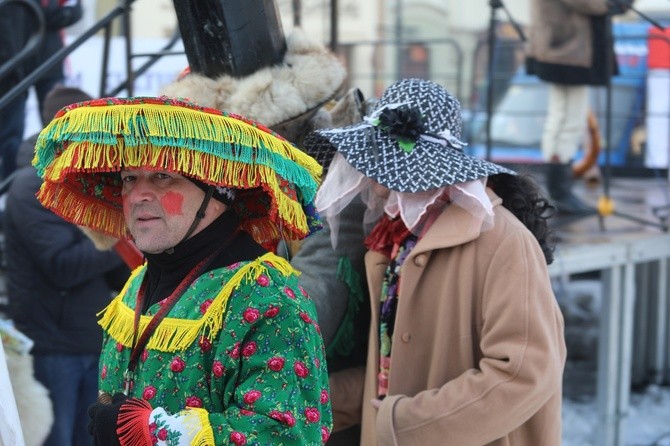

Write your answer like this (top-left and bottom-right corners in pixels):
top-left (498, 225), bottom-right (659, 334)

top-left (33, 96), bottom-right (322, 251)
top-left (303, 78), bottom-right (515, 193)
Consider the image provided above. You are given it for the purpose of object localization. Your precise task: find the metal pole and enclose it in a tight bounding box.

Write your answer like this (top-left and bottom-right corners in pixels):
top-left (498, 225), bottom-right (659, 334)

top-left (485, 0), bottom-right (501, 161)
top-left (329, 0), bottom-right (338, 52)
top-left (122, 0), bottom-right (134, 96)
top-left (395, 0), bottom-right (403, 80)
top-left (292, 0), bottom-right (301, 27)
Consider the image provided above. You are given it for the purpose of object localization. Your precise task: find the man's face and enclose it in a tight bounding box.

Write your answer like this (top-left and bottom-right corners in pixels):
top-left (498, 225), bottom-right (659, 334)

top-left (120, 169), bottom-right (218, 254)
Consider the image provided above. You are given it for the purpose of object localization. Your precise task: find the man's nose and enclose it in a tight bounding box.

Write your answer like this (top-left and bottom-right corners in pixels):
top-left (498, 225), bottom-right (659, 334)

top-left (125, 178), bottom-right (155, 203)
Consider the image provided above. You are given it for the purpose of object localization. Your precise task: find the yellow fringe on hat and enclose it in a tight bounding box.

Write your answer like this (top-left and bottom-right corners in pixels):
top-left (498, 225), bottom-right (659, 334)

top-left (35, 99), bottom-right (324, 248)
top-left (35, 103), bottom-right (322, 181)
top-left (37, 180), bottom-right (128, 239)
top-left (97, 253), bottom-right (298, 353)
top-left (38, 145), bottom-right (316, 243)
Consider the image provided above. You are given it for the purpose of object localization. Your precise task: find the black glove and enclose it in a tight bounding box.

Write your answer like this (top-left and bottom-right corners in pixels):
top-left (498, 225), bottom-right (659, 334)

top-left (87, 393), bottom-right (127, 446)
top-left (608, 0), bottom-right (634, 15)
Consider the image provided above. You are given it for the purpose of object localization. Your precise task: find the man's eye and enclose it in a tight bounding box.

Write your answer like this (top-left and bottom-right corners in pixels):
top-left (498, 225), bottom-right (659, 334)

top-left (155, 173), bottom-right (171, 180)
top-left (121, 175), bottom-right (135, 183)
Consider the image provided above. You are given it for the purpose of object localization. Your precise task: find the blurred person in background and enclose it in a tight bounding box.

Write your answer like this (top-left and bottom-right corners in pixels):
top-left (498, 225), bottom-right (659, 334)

top-left (0, 0), bottom-right (82, 180)
top-left (4, 86), bottom-right (129, 446)
top-left (526, 0), bottom-right (634, 215)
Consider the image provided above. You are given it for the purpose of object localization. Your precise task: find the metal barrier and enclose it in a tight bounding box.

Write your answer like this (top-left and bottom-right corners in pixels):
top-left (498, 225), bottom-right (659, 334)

top-left (335, 37), bottom-right (465, 101)
top-left (0, 0), bottom-right (183, 112)
top-left (550, 233), bottom-right (670, 446)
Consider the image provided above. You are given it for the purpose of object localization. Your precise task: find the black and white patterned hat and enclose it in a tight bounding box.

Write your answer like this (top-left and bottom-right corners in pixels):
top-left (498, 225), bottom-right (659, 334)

top-left (303, 78), bottom-right (515, 192)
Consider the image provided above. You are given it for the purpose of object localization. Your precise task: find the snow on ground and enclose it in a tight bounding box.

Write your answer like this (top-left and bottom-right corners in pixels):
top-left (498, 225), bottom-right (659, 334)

top-left (558, 279), bottom-right (670, 446)
top-left (563, 384), bottom-right (670, 446)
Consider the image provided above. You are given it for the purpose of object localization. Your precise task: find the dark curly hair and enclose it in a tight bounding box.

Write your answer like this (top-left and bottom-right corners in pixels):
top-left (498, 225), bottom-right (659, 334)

top-left (487, 172), bottom-right (556, 265)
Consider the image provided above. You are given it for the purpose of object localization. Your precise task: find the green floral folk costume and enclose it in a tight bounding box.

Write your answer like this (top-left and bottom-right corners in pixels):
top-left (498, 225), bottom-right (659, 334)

top-left (33, 96), bottom-right (332, 445)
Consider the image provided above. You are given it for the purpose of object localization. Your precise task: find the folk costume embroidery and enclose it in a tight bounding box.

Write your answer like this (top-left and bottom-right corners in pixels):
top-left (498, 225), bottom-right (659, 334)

top-left (98, 253), bottom-right (331, 445)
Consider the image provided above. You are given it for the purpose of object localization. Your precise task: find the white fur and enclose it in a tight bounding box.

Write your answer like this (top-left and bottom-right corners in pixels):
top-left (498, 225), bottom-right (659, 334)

top-left (160, 29), bottom-right (346, 126)
top-left (5, 351), bottom-right (53, 446)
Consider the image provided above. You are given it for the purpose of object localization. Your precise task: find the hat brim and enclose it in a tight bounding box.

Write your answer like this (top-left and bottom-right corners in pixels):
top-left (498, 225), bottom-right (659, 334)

top-left (34, 97), bottom-right (323, 250)
top-left (303, 125), bottom-right (515, 193)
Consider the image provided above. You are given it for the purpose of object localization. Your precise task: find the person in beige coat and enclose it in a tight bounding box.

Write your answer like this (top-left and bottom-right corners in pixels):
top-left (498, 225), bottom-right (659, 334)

top-left (525, 0), bottom-right (633, 215)
top-left (303, 78), bottom-right (567, 445)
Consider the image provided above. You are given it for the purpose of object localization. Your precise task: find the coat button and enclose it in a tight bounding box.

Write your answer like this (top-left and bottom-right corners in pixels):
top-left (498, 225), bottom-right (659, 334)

top-left (414, 254), bottom-right (427, 266)
top-left (400, 332), bottom-right (411, 343)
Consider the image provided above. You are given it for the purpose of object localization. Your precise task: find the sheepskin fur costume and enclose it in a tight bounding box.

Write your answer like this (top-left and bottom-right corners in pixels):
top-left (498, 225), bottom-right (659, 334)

top-left (5, 350), bottom-right (53, 446)
top-left (160, 29), bottom-right (346, 144)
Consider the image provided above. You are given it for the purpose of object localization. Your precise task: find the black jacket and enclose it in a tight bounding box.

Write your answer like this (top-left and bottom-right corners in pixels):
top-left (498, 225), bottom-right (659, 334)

top-left (0, 0), bottom-right (69, 97)
top-left (4, 166), bottom-right (129, 354)
top-left (0, 2), bottom-right (32, 96)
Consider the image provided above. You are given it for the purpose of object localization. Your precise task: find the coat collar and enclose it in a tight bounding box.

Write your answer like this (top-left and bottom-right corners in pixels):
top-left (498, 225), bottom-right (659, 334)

top-left (410, 187), bottom-right (502, 257)
top-left (365, 188), bottom-right (503, 321)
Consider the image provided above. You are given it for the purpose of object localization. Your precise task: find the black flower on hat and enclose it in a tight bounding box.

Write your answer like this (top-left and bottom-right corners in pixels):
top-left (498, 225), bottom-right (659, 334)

top-left (374, 104), bottom-right (426, 153)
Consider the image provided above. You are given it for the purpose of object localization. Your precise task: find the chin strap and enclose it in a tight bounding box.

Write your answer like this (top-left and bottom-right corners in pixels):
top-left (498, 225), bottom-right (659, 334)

top-left (165, 186), bottom-right (215, 254)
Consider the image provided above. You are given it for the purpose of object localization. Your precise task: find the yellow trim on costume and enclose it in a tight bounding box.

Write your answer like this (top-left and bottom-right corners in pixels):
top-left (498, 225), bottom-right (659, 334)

top-left (97, 253), bottom-right (297, 353)
top-left (185, 408), bottom-right (215, 446)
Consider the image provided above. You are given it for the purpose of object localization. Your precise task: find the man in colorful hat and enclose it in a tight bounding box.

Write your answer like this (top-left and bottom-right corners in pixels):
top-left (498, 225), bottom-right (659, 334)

top-left (305, 78), bottom-right (566, 445)
top-left (33, 96), bottom-right (332, 445)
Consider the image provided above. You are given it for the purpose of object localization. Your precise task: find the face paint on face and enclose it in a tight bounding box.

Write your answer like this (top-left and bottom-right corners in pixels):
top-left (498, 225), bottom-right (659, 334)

top-left (160, 191), bottom-right (184, 216)
top-left (120, 170), bottom-right (209, 254)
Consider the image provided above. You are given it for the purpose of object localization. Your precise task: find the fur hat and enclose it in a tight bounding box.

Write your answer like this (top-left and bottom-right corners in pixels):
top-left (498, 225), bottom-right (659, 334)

top-left (160, 29), bottom-right (346, 145)
top-left (33, 96), bottom-right (322, 251)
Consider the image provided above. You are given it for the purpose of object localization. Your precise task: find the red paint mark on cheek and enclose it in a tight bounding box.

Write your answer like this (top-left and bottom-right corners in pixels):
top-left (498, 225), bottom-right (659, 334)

top-left (160, 191), bottom-right (184, 216)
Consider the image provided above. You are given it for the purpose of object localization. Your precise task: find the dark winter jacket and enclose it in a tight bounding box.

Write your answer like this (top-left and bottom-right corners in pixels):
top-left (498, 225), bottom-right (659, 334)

top-left (0, 0), bottom-right (75, 97)
top-left (525, 0), bottom-right (615, 86)
top-left (4, 166), bottom-right (128, 355)
top-left (0, 2), bottom-right (32, 96)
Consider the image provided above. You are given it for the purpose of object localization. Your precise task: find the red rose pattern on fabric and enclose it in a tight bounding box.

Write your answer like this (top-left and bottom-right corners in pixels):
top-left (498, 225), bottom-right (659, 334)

top-left (97, 259), bottom-right (332, 445)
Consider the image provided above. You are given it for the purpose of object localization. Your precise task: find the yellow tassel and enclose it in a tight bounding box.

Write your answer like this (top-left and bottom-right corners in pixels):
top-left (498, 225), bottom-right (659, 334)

top-left (98, 253), bottom-right (298, 352)
top-left (38, 103), bottom-right (322, 179)
top-left (183, 409), bottom-right (215, 446)
top-left (40, 142), bottom-right (316, 239)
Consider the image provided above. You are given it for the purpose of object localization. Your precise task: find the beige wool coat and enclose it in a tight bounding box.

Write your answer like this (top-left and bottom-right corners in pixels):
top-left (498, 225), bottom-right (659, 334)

top-left (329, 190), bottom-right (566, 445)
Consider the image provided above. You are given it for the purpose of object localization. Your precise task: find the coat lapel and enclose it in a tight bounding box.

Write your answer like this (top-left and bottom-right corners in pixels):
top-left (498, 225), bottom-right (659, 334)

top-left (398, 189), bottom-right (502, 303)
